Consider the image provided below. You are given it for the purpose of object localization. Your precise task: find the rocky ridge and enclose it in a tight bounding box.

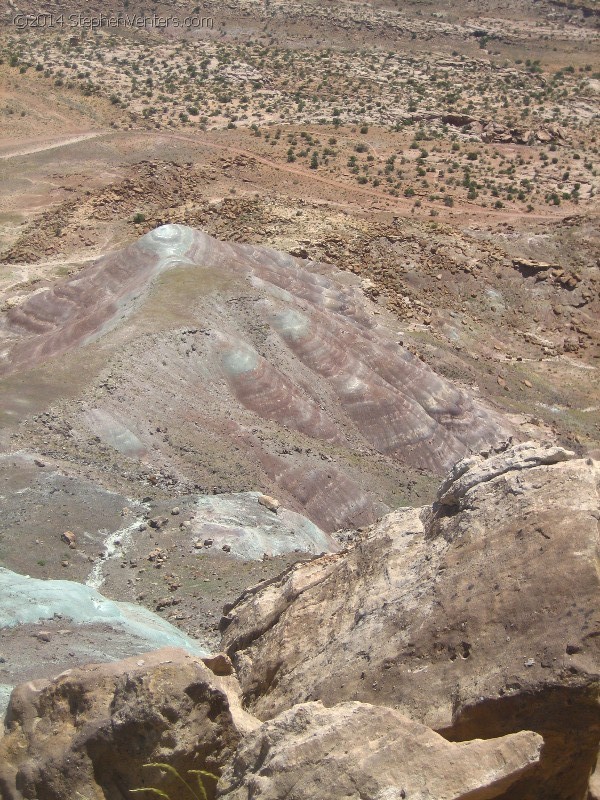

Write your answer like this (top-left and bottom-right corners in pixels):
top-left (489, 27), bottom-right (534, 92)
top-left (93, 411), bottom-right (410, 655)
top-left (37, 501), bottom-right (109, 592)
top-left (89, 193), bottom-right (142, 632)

top-left (1, 442), bottom-right (597, 799)
top-left (219, 442), bottom-right (599, 799)
top-left (217, 701), bottom-right (543, 800)
top-left (0, 649), bottom-right (546, 800)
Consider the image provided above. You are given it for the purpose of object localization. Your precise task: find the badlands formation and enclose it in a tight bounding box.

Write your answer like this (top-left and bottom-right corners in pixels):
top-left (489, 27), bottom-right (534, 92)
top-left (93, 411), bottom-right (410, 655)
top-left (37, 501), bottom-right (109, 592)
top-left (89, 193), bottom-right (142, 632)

top-left (0, 438), bottom-right (597, 799)
top-left (0, 224), bottom-right (597, 798)
top-left (0, 0), bottom-right (598, 794)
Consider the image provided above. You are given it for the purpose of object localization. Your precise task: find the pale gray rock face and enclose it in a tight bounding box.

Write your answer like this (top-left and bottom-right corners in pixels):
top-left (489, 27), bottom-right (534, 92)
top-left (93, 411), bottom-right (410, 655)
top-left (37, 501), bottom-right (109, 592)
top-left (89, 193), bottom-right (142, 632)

top-left (216, 701), bottom-right (543, 800)
top-left (0, 648), bottom-right (258, 800)
top-left (589, 761), bottom-right (600, 800)
top-left (220, 444), bottom-right (600, 799)
top-left (0, 569), bottom-right (207, 721)
top-left (190, 492), bottom-right (337, 560)
top-left (435, 441), bottom-right (575, 506)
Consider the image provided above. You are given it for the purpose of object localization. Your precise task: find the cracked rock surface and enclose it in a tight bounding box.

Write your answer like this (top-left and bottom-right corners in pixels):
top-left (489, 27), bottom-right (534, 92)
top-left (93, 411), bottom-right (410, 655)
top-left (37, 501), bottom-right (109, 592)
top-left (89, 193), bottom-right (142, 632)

top-left (0, 647), bottom-right (258, 800)
top-left (221, 443), bottom-right (600, 799)
top-left (217, 700), bottom-right (543, 800)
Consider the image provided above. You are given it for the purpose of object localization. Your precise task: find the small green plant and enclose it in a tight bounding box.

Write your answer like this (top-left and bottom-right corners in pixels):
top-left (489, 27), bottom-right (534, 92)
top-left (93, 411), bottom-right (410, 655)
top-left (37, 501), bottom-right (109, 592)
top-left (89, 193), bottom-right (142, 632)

top-left (131, 763), bottom-right (218, 800)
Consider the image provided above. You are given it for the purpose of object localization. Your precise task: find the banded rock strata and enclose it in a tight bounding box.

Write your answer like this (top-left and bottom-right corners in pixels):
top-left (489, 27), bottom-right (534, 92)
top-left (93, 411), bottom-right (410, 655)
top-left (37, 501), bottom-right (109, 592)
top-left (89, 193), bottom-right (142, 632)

top-left (1, 225), bottom-right (511, 531)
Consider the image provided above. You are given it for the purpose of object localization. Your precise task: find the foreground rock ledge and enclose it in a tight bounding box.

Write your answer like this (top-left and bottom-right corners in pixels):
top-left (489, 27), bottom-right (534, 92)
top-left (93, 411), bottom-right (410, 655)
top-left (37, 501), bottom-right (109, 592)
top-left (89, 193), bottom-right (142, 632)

top-left (0, 647), bottom-right (258, 800)
top-left (217, 700), bottom-right (543, 800)
top-left (220, 443), bottom-right (600, 799)
top-left (0, 652), bottom-right (543, 800)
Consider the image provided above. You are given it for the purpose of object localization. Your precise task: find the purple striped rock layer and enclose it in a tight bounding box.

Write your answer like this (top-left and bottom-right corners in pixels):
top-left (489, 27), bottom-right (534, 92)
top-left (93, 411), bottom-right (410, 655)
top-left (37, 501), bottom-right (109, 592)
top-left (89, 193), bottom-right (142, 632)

top-left (0, 225), bottom-right (511, 531)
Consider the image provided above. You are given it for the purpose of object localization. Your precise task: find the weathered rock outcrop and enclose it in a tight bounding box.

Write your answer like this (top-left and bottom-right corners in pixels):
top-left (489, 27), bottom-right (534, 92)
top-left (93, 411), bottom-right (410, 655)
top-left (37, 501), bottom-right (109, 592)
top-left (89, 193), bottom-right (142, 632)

top-left (220, 443), bottom-right (600, 799)
top-left (0, 647), bottom-right (258, 800)
top-left (0, 648), bottom-right (546, 800)
top-left (217, 701), bottom-right (543, 800)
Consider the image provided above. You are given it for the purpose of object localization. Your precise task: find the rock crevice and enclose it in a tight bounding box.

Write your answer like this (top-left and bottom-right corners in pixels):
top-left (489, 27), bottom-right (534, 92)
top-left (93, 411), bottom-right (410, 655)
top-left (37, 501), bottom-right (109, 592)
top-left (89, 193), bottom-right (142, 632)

top-left (220, 443), bottom-right (600, 799)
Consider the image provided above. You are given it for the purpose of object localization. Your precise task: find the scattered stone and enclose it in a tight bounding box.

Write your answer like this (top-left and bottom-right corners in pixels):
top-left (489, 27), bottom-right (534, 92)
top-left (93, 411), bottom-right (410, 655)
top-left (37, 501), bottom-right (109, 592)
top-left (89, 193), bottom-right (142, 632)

top-left (360, 277), bottom-right (380, 299)
top-left (148, 516), bottom-right (168, 529)
top-left (60, 531), bottom-right (76, 548)
top-left (563, 337), bottom-right (580, 353)
top-left (155, 597), bottom-right (181, 611)
top-left (147, 548), bottom-right (166, 563)
top-left (258, 494), bottom-right (280, 513)
top-left (512, 257), bottom-right (556, 274)
top-left (202, 652), bottom-right (234, 676)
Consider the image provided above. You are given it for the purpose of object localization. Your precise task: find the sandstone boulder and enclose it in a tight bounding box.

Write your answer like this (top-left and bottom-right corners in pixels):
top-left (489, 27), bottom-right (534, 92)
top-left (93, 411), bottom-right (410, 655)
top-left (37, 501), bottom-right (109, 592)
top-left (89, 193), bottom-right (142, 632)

top-left (435, 441), bottom-right (574, 506)
top-left (217, 701), bottom-right (543, 800)
top-left (203, 652), bottom-right (235, 676)
top-left (0, 647), bottom-right (259, 800)
top-left (220, 443), bottom-right (600, 799)
top-left (257, 494), bottom-right (280, 513)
